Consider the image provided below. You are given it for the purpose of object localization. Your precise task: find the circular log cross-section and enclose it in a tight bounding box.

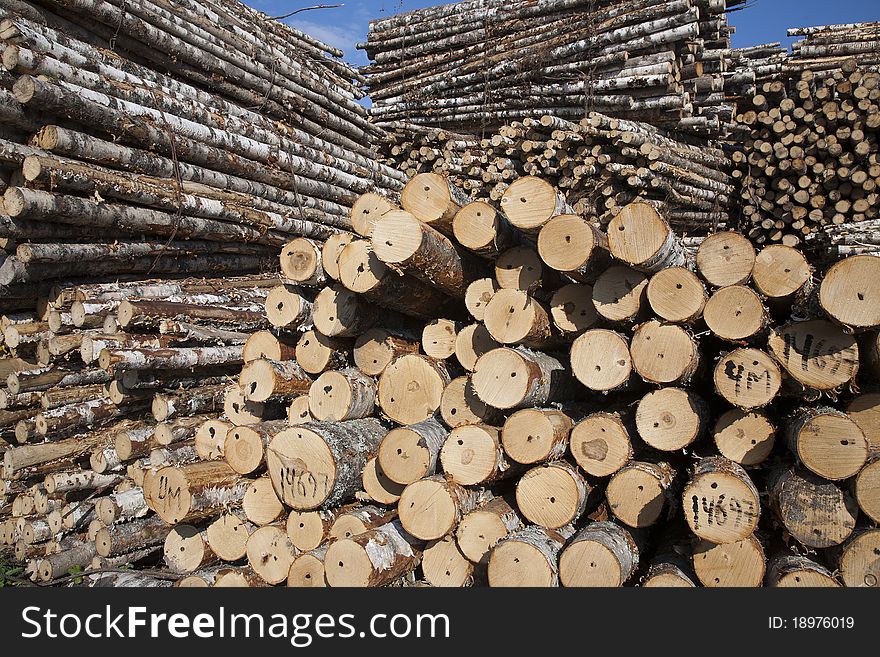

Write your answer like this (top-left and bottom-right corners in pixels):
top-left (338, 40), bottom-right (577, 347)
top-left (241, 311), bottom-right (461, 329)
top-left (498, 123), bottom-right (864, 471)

top-left (483, 289), bottom-right (552, 347)
top-left (422, 318), bottom-right (460, 360)
top-left (329, 506), bottom-right (398, 542)
top-left (287, 550), bottom-right (327, 588)
top-left (465, 277), bottom-right (499, 321)
top-left (683, 457), bottom-right (761, 544)
top-left (570, 413), bottom-right (633, 478)
top-left (494, 246), bottom-right (544, 292)
top-left (570, 329), bottom-right (631, 392)
top-left (592, 265), bottom-right (648, 323)
top-left (848, 393), bottom-right (880, 456)
top-left (785, 408), bottom-right (868, 481)
top-left (454, 324), bottom-right (499, 372)
top-left (537, 214), bottom-right (609, 282)
top-left (472, 347), bottom-right (570, 410)
top-left (312, 285), bottom-right (377, 338)
top-left (856, 459), bottom-right (880, 524)
top-left (550, 284), bottom-right (598, 334)
top-left (296, 330), bottom-right (349, 375)
top-left (441, 424), bottom-right (511, 486)
top-left (837, 530), bottom-right (880, 588)
top-left (713, 348), bottom-right (781, 410)
top-left (752, 245), bottom-right (812, 300)
top-left (703, 285), bottom-right (767, 342)
top-left (607, 202), bottom-right (686, 273)
top-left (225, 420), bottom-right (286, 475)
top-left (264, 285), bottom-right (312, 329)
top-left (377, 354), bottom-right (449, 425)
top-left (288, 396), bottom-right (312, 425)
top-left (488, 526), bottom-right (572, 587)
top-left (246, 525), bottom-right (297, 585)
top-left (163, 526), bottom-right (215, 575)
top-left (558, 522), bottom-right (639, 587)
top-left (515, 461), bottom-right (589, 530)
top-left (636, 387), bottom-right (706, 452)
top-left (606, 461), bottom-right (676, 528)
top-left (439, 375), bottom-right (499, 428)
top-left (321, 233), bottom-right (354, 282)
top-left (243, 477), bottom-right (284, 526)
top-left (240, 359), bottom-right (312, 403)
top-left (351, 192), bottom-right (396, 238)
top-left (324, 521), bottom-right (419, 588)
top-left (646, 267), bottom-right (707, 324)
top-left (819, 255), bottom-right (880, 331)
top-left (630, 320), bottom-right (699, 385)
top-left (696, 231), bottom-right (756, 288)
top-left (693, 536), bottom-right (765, 588)
top-left (500, 176), bottom-right (569, 235)
top-left (377, 418), bottom-right (447, 486)
top-left (767, 319), bottom-right (859, 391)
top-left (768, 555), bottom-right (839, 588)
top-left (244, 331), bottom-right (297, 363)
top-left (308, 368), bottom-right (376, 422)
top-left (453, 201), bottom-right (516, 258)
top-left (713, 409), bottom-right (776, 467)
top-left (401, 172), bottom-right (467, 235)
top-left (353, 328), bottom-right (419, 377)
top-left (206, 513), bottom-right (251, 562)
top-left (280, 238), bottom-right (324, 286)
top-left (398, 476), bottom-right (481, 541)
top-left (501, 408), bottom-right (572, 466)
top-left (456, 497), bottom-right (521, 565)
top-left (286, 509), bottom-right (338, 554)
top-left (422, 534), bottom-right (473, 588)
top-left (361, 457), bottom-right (405, 506)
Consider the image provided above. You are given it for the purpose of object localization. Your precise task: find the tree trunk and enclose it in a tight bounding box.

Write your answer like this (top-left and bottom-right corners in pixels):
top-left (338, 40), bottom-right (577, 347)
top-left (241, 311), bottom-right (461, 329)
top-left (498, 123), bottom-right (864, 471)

top-left (471, 346), bottom-right (574, 410)
top-left (398, 475), bottom-right (490, 541)
top-left (558, 521), bottom-right (641, 587)
top-left (515, 460), bottom-right (590, 529)
top-left (377, 354), bottom-right (451, 425)
top-left (606, 460), bottom-right (677, 528)
top-left (308, 367), bottom-right (376, 422)
top-left (683, 457), bottom-right (761, 544)
top-left (323, 519), bottom-right (421, 587)
top-left (144, 460), bottom-right (246, 524)
top-left (488, 525), bottom-right (575, 587)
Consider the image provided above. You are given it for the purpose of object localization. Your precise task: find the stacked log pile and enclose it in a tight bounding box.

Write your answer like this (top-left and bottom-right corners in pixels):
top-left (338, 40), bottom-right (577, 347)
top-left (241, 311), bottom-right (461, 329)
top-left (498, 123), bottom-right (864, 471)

top-left (787, 23), bottom-right (880, 76)
top-left (360, 0), bottom-right (748, 138)
top-left (7, 172), bottom-right (878, 588)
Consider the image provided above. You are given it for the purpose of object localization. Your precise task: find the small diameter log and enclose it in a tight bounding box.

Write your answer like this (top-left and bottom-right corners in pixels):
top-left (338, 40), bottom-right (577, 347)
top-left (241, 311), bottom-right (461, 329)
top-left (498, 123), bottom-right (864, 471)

top-left (324, 519), bottom-right (420, 587)
top-left (441, 424), bottom-right (518, 486)
top-left (683, 457), bottom-right (761, 544)
top-left (452, 201), bottom-right (517, 258)
top-left (571, 329), bottom-right (632, 392)
top-left (43, 470), bottom-right (120, 495)
top-left (95, 515), bottom-right (171, 558)
top-left (500, 176), bottom-right (570, 235)
top-left (464, 278), bottom-right (499, 322)
top-left (264, 285), bottom-right (312, 329)
top-left (378, 418), bottom-right (448, 486)
top-left (696, 232), bottom-right (756, 288)
top-left (246, 525), bottom-right (297, 585)
top-left (244, 331), bottom-right (297, 363)
top-left (752, 245), bottom-right (812, 302)
top-left (472, 347), bottom-right (573, 410)
top-left (440, 376), bottom-right (501, 430)
top-left (321, 233), bottom-right (354, 281)
top-left (8, 366), bottom-right (111, 394)
top-left (692, 535), bottom-right (766, 588)
top-left (630, 320), bottom-right (700, 385)
top-left (224, 420), bottom-right (287, 475)
top-left (351, 192), bottom-right (397, 238)
top-left (835, 529), bottom-right (880, 588)
top-left (398, 475), bottom-right (488, 541)
top-left (296, 329), bottom-right (350, 375)
top-left (243, 477), bottom-right (285, 526)
top-left (36, 542), bottom-right (98, 582)
top-left (287, 545), bottom-right (329, 587)
top-left (144, 461), bottom-right (247, 525)
top-left (537, 215), bottom-right (610, 282)
top-left (767, 555), bottom-right (839, 588)
top-left (240, 358), bottom-right (312, 403)
top-left (453, 324), bottom-right (499, 372)
top-left (213, 568), bottom-right (267, 588)
top-left (371, 210), bottom-right (486, 298)
top-left (558, 521), bottom-right (641, 587)
top-left (195, 419), bottom-right (234, 461)
top-left (280, 238), bottom-right (325, 286)
top-left (206, 512), bottom-right (254, 562)
top-left (152, 386), bottom-right (225, 423)
top-left (99, 345), bottom-right (244, 373)
top-left (164, 525), bottom-right (217, 574)
top-left (377, 354), bottom-right (450, 425)
top-left (516, 460), bottom-right (590, 530)
top-left (309, 368), bottom-right (376, 421)
top-left (156, 416), bottom-right (212, 448)
top-left (767, 319), bottom-right (859, 391)
top-left (312, 284), bottom-right (379, 338)
top-left (422, 318), bottom-right (460, 360)
top-left (570, 413), bottom-right (634, 478)
top-left (642, 542), bottom-right (698, 588)
top-left (607, 460), bottom-right (677, 528)
top-left (592, 265), bottom-right (649, 323)
top-left (501, 408), bottom-right (572, 466)
top-left (40, 384), bottom-right (105, 410)
top-left (703, 285), bottom-right (768, 342)
top-left (714, 348), bottom-right (782, 410)
top-left (422, 534), bottom-right (474, 587)
top-left (267, 419), bottom-right (387, 510)
top-left (820, 256), bottom-right (880, 332)
top-left (288, 396), bottom-right (314, 426)
top-left (713, 409), bottom-right (776, 467)
top-left (550, 284), bottom-right (598, 335)
top-left (856, 459), bottom-right (880, 524)
top-left (483, 289), bottom-right (554, 348)
top-left (636, 387), bottom-right (707, 451)
top-left (785, 408), bottom-right (868, 481)
top-left (224, 386), bottom-right (265, 426)
top-left (488, 525), bottom-right (575, 587)
top-left (401, 173), bottom-right (469, 235)
top-left (329, 504), bottom-right (398, 541)
top-left (848, 393), bottom-right (880, 457)
top-left (607, 202), bottom-right (688, 273)
top-left (646, 267), bottom-right (707, 324)
top-left (456, 496), bottom-right (522, 565)
top-left (117, 300), bottom-right (265, 332)
top-left (95, 487), bottom-right (148, 525)
top-left (361, 457), bottom-right (405, 506)
top-left (495, 248), bottom-right (545, 295)
top-left (287, 507), bottom-right (351, 553)
top-left (353, 328), bottom-right (420, 377)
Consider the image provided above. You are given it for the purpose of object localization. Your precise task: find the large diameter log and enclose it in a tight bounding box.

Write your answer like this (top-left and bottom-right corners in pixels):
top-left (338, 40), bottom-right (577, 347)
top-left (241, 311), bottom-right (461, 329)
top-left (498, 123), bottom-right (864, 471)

top-left (441, 424), bottom-right (519, 486)
top-left (607, 202), bottom-right (688, 273)
top-left (264, 285), bottom-right (312, 329)
top-left (820, 255), bottom-right (880, 332)
top-left (452, 200), bottom-right (517, 258)
top-left (558, 521), bottom-right (640, 587)
top-left (785, 408), bottom-right (868, 481)
top-left (767, 554), bottom-right (839, 588)
top-left (308, 368), bottom-right (376, 421)
top-left (398, 475), bottom-right (489, 541)
top-left (472, 347), bottom-right (573, 410)
top-left (144, 461), bottom-right (246, 525)
top-left (570, 329), bottom-right (632, 392)
top-left (240, 358), bottom-right (312, 403)
top-left (312, 284), bottom-right (379, 338)
top-left (683, 457), bottom-right (761, 544)
top-left (592, 265), bottom-right (649, 323)
top-left (549, 284), bottom-right (598, 335)
top-left (630, 320), bottom-right (700, 385)
top-left (693, 535), bottom-right (766, 588)
top-left (99, 345), bottom-right (244, 373)
top-left (499, 176), bottom-right (570, 235)
top-left (487, 525), bottom-right (575, 587)
top-left (377, 354), bottom-right (450, 425)
top-left (224, 420), bottom-right (288, 475)
top-left (516, 460), bottom-right (590, 529)
top-left (713, 409), bottom-right (776, 467)
top-left (570, 412), bottom-right (633, 478)
top-left (456, 495), bottom-right (522, 565)
top-left (377, 417), bottom-right (448, 486)
top-left (703, 285), bottom-right (768, 342)
top-left (246, 524), bottom-right (297, 585)
top-left (483, 289), bottom-right (555, 348)
top-left (351, 192), bottom-right (397, 238)
top-left (280, 238), bottom-right (325, 286)
top-left (607, 460), bottom-right (677, 528)
top-left (324, 519), bottom-right (420, 587)
top-left (714, 348), bottom-right (781, 410)
top-left (767, 319), bottom-right (859, 391)
top-left (353, 327), bottom-right (419, 377)
top-left (537, 214), bottom-right (610, 282)
top-left (400, 172), bottom-right (469, 235)
top-left (834, 529), bottom-right (880, 588)
top-left (752, 245), bottom-right (812, 302)
top-left (696, 231), bottom-right (756, 288)
top-left (267, 419), bottom-right (387, 510)
top-left (371, 209), bottom-right (486, 298)
top-left (646, 267), bottom-right (707, 324)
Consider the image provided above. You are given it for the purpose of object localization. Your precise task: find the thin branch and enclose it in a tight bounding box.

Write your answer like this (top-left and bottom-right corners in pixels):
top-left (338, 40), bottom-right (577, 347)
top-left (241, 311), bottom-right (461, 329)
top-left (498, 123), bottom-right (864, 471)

top-left (269, 4), bottom-right (343, 21)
